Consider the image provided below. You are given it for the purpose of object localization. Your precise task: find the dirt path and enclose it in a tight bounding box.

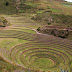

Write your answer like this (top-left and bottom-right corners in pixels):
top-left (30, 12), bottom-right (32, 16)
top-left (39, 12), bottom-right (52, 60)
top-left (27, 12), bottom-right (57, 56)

top-left (33, 29), bottom-right (63, 40)
top-left (33, 29), bottom-right (51, 36)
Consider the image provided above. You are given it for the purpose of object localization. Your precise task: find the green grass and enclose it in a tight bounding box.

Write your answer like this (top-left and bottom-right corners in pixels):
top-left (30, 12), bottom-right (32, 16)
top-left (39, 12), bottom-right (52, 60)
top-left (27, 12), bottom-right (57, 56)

top-left (0, 38), bottom-right (30, 60)
top-left (25, 2), bottom-right (38, 8)
top-left (0, 0), bottom-right (17, 14)
top-left (3, 15), bottom-right (39, 29)
top-left (0, 13), bottom-right (71, 72)
top-left (12, 29), bottom-right (36, 34)
top-left (0, 56), bottom-right (25, 72)
top-left (0, 38), bottom-right (29, 50)
top-left (31, 58), bottom-right (54, 69)
top-left (0, 0), bottom-right (72, 72)
top-left (18, 10), bottom-right (25, 13)
top-left (7, 28), bottom-right (36, 34)
top-left (61, 2), bottom-right (72, 7)
top-left (37, 11), bottom-right (44, 14)
top-left (50, 8), bottom-right (61, 13)
top-left (8, 41), bottom-right (72, 71)
top-left (61, 2), bottom-right (72, 5)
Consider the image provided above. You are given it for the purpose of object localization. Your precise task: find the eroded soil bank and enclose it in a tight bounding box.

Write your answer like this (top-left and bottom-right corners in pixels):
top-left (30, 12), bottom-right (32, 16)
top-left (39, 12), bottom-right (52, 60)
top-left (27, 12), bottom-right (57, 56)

top-left (37, 26), bottom-right (72, 39)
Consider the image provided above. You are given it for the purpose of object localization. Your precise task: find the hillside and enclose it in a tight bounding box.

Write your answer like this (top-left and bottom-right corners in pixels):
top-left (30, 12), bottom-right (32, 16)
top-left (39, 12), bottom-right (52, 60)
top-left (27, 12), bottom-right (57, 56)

top-left (0, 17), bottom-right (10, 27)
top-left (0, 0), bottom-right (72, 72)
top-left (0, 0), bottom-right (17, 14)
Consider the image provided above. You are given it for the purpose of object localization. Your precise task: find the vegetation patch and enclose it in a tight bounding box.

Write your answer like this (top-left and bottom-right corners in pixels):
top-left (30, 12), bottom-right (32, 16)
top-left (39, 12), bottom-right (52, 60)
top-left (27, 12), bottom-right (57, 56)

top-left (0, 0), bottom-right (17, 14)
top-left (61, 2), bottom-right (72, 7)
top-left (37, 11), bottom-right (44, 14)
top-left (31, 13), bottom-right (72, 27)
top-left (8, 41), bottom-right (72, 72)
top-left (0, 17), bottom-right (10, 27)
top-left (37, 26), bottom-right (72, 38)
top-left (50, 8), bottom-right (61, 13)
top-left (31, 58), bottom-right (54, 69)
top-left (0, 0), bottom-right (72, 72)
top-left (0, 55), bottom-right (25, 72)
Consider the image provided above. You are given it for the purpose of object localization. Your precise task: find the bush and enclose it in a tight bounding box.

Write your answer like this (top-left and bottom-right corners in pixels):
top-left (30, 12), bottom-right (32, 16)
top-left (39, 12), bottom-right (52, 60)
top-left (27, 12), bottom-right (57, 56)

top-left (44, 10), bottom-right (52, 13)
top-left (0, 25), bottom-right (6, 27)
top-left (47, 22), bottom-right (51, 25)
top-left (37, 27), bottom-right (40, 31)
top-left (51, 14), bottom-right (72, 27)
top-left (5, 2), bottom-right (9, 6)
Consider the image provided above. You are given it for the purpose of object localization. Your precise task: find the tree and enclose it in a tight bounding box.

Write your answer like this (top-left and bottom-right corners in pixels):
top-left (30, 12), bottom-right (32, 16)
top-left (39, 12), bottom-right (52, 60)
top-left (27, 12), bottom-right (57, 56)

top-left (5, 2), bottom-right (9, 6)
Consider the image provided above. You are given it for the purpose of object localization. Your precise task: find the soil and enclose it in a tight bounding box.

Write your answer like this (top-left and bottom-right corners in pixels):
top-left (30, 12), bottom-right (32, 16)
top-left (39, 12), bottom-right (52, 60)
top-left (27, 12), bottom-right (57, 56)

top-left (0, 27), bottom-right (8, 30)
top-left (37, 26), bottom-right (72, 38)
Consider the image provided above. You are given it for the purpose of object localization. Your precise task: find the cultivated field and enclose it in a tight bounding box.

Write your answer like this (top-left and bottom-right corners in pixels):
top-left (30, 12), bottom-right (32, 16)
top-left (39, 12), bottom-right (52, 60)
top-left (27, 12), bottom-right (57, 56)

top-left (0, 0), bottom-right (72, 72)
top-left (0, 14), bottom-right (72, 72)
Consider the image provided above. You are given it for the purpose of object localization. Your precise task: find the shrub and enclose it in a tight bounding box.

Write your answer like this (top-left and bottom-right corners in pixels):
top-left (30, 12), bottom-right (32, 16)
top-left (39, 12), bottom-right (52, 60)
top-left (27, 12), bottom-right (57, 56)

top-left (2, 26), bottom-right (6, 27)
top-left (37, 27), bottom-right (40, 31)
top-left (44, 10), bottom-right (52, 13)
top-left (5, 2), bottom-right (9, 6)
top-left (47, 22), bottom-right (51, 25)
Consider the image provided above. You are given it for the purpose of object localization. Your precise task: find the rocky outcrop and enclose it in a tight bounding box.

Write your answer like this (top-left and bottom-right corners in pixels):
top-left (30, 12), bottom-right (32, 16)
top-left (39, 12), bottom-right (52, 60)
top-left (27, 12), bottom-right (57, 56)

top-left (37, 26), bottom-right (71, 38)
